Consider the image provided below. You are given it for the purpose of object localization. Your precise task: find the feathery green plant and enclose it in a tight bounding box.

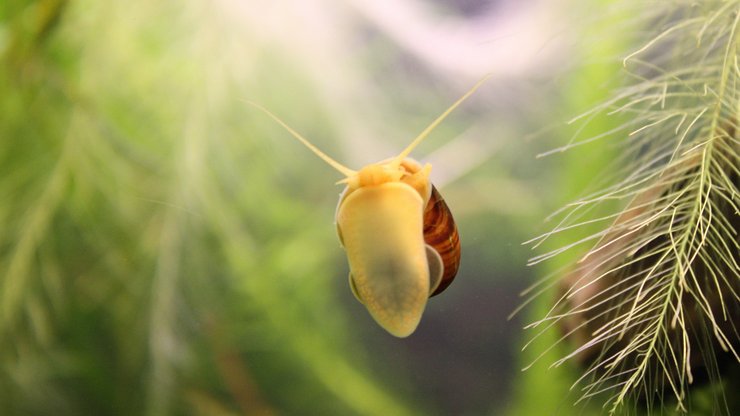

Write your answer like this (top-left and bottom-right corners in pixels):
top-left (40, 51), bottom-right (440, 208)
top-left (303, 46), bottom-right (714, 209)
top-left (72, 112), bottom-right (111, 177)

top-left (525, 1), bottom-right (739, 414)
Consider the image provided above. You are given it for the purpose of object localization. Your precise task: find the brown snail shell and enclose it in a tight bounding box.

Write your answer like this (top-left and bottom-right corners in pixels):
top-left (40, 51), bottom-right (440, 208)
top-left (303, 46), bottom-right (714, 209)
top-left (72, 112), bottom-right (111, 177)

top-left (424, 185), bottom-right (460, 296)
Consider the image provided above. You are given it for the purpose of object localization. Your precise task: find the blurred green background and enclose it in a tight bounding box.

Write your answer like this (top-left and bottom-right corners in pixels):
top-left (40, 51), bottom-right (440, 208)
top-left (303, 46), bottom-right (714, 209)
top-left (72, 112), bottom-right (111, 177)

top-left (0, 0), bottom-right (626, 415)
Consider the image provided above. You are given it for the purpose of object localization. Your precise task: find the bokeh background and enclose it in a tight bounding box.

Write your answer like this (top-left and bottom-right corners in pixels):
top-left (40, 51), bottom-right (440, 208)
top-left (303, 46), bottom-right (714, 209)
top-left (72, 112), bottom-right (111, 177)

top-left (1, 0), bottom-right (628, 415)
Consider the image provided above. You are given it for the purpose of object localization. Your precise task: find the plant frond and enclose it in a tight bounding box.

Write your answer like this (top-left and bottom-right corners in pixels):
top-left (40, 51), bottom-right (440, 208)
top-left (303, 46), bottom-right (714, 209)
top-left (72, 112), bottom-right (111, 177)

top-left (526, 1), bottom-right (740, 413)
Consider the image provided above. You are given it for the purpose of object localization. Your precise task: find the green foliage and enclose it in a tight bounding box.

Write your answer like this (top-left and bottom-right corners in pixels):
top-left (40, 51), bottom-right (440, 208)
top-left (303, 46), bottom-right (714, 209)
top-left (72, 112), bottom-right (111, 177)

top-left (0, 1), bottom-right (421, 414)
top-left (525, 1), bottom-right (739, 414)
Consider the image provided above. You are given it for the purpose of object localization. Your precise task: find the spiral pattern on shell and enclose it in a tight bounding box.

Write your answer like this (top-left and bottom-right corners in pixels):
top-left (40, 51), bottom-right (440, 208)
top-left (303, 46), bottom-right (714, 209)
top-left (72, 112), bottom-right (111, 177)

top-left (424, 186), bottom-right (461, 296)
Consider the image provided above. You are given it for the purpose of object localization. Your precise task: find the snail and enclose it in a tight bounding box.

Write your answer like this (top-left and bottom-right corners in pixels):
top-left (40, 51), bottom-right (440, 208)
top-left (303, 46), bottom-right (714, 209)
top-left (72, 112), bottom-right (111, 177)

top-left (248, 76), bottom-right (487, 337)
